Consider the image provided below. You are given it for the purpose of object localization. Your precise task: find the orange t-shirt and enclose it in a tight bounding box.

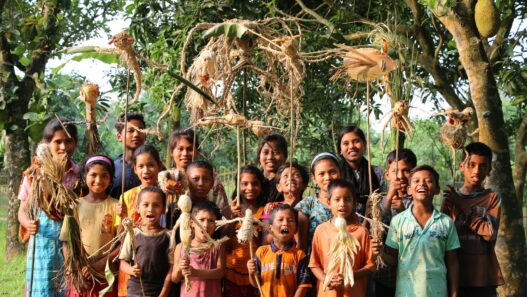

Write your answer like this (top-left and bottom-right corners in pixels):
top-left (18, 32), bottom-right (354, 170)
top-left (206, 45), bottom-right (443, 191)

top-left (309, 217), bottom-right (374, 297)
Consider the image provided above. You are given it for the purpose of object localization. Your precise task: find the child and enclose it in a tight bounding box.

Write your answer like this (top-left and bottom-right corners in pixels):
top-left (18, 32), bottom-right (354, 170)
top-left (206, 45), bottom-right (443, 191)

top-left (338, 125), bottom-right (384, 216)
top-left (17, 117), bottom-right (79, 297)
top-left (442, 142), bottom-right (503, 296)
top-left (109, 113), bottom-right (146, 199)
top-left (262, 161), bottom-right (308, 219)
top-left (116, 145), bottom-right (162, 297)
top-left (310, 179), bottom-right (376, 297)
top-left (166, 160), bottom-right (216, 229)
top-left (60, 155), bottom-right (119, 297)
top-left (247, 204), bottom-right (312, 297)
top-left (166, 128), bottom-right (228, 209)
top-left (172, 200), bottom-right (225, 297)
top-left (296, 152), bottom-right (341, 253)
top-left (222, 165), bottom-right (266, 296)
top-left (119, 187), bottom-right (173, 297)
top-left (383, 165), bottom-right (460, 297)
top-left (373, 148), bottom-right (417, 297)
top-left (256, 133), bottom-right (288, 204)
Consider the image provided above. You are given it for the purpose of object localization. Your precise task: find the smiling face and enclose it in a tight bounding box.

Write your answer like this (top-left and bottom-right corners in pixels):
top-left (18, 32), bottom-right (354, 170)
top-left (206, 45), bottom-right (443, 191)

top-left (328, 186), bottom-right (355, 219)
top-left (385, 160), bottom-right (413, 194)
top-left (85, 164), bottom-right (111, 195)
top-left (172, 137), bottom-right (196, 170)
top-left (460, 154), bottom-right (490, 189)
top-left (259, 142), bottom-right (286, 177)
top-left (48, 130), bottom-right (77, 161)
top-left (271, 209), bottom-right (297, 244)
top-left (340, 132), bottom-right (366, 165)
top-left (139, 191), bottom-right (164, 227)
top-left (312, 159), bottom-right (341, 194)
top-left (187, 167), bottom-right (214, 199)
top-left (276, 166), bottom-right (305, 198)
top-left (408, 170), bottom-right (440, 202)
top-left (191, 210), bottom-right (216, 243)
top-left (133, 153), bottom-right (160, 187)
top-left (118, 119), bottom-right (146, 150)
top-left (240, 172), bottom-right (262, 203)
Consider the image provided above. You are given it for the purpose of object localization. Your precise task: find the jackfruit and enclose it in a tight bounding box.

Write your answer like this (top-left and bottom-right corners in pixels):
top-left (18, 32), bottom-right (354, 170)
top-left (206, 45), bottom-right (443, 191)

top-left (474, 0), bottom-right (500, 38)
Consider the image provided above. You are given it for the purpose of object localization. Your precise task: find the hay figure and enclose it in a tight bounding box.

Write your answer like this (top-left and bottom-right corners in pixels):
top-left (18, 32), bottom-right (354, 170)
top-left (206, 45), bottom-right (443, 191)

top-left (108, 32), bottom-right (142, 104)
top-left (331, 45), bottom-right (398, 83)
top-left (368, 191), bottom-right (386, 269)
top-left (379, 100), bottom-right (414, 148)
top-left (80, 83), bottom-right (102, 155)
top-left (197, 113), bottom-right (275, 137)
top-left (158, 168), bottom-right (187, 206)
top-left (171, 194), bottom-right (228, 292)
top-left (322, 217), bottom-right (361, 291)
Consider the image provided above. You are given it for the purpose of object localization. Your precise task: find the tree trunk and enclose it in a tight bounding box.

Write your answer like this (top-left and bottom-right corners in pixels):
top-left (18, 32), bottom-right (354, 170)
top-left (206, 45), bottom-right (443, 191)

top-left (438, 1), bottom-right (527, 295)
top-left (514, 111), bottom-right (527, 204)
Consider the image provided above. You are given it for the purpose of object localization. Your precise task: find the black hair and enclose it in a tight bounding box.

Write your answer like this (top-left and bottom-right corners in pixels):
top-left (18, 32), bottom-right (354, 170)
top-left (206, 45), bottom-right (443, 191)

top-left (409, 165), bottom-right (440, 188)
top-left (327, 179), bottom-right (358, 201)
top-left (191, 200), bottom-right (221, 220)
top-left (337, 125), bottom-right (366, 148)
top-left (268, 203), bottom-right (298, 226)
top-left (231, 164), bottom-right (266, 203)
top-left (138, 186), bottom-right (167, 208)
top-left (275, 161), bottom-right (309, 187)
top-left (114, 113), bottom-right (146, 133)
top-left (42, 117), bottom-right (78, 143)
top-left (386, 148), bottom-right (417, 168)
top-left (169, 128), bottom-right (200, 153)
top-left (132, 145), bottom-right (162, 165)
top-left (256, 133), bottom-right (288, 163)
top-left (310, 152), bottom-right (341, 175)
top-left (462, 142), bottom-right (493, 165)
top-left (187, 160), bottom-right (214, 176)
top-left (80, 154), bottom-right (115, 193)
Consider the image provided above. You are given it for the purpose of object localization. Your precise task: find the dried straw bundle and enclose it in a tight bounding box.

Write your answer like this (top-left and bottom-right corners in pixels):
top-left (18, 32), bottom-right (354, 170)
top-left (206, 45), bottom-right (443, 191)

top-left (197, 113), bottom-right (275, 137)
top-left (323, 217), bottom-right (361, 291)
top-left (435, 107), bottom-right (475, 150)
top-left (25, 144), bottom-right (78, 220)
top-left (331, 45), bottom-right (398, 83)
top-left (368, 191), bottom-right (386, 268)
top-left (80, 83), bottom-right (102, 155)
top-left (158, 169), bottom-right (187, 205)
top-left (108, 32), bottom-right (142, 104)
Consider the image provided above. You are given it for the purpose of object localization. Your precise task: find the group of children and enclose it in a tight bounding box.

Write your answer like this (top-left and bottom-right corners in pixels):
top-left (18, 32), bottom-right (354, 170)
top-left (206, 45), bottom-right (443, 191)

top-left (17, 114), bottom-right (503, 297)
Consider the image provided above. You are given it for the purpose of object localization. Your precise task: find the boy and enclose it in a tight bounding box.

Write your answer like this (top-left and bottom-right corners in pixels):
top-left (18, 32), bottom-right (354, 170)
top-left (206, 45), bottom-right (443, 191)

top-left (247, 204), bottom-right (312, 297)
top-left (442, 142), bottom-right (503, 297)
top-left (166, 160), bottom-right (215, 228)
top-left (310, 179), bottom-right (376, 297)
top-left (383, 165), bottom-right (460, 297)
top-left (119, 186), bottom-right (173, 297)
top-left (373, 148), bottom-right (417, 297)
top-left (110, 113), bottom-right (147, 199)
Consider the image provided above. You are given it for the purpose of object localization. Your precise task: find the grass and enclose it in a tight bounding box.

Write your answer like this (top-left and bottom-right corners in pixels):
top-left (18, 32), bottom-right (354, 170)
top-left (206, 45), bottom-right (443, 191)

top-left (0, 220), bottom-right (26, 296)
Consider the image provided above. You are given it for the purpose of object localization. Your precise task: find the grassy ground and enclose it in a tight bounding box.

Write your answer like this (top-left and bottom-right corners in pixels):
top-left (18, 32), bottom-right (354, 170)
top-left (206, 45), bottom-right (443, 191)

top-left (0, 220), bottom-right (26, 296)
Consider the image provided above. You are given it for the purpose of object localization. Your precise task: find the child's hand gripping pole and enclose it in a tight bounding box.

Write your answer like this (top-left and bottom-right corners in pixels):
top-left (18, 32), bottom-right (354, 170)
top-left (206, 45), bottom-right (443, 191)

top-left (238, 209), bottom-right (265, 297)
top-left (122, 218), bottom-right (146, 297)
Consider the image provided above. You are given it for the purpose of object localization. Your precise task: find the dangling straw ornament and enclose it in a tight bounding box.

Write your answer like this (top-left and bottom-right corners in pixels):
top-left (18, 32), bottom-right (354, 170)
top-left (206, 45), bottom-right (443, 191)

top-left (108, 32), bottom-right (142, 104)
top-left (80, 82), bottom-right (102, 155)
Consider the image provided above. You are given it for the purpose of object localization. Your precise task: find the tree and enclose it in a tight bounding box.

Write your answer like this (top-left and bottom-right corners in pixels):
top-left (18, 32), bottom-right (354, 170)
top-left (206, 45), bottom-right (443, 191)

top-left (0, 0), bottom-right (122, 256)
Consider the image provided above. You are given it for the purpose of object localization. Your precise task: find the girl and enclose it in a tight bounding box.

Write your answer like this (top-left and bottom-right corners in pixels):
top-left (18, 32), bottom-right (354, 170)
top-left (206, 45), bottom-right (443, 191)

top-left (116, 145), bottom-right (162, 297)
top-left (256, 133), bottom-right (287, 204)
top-left (18, 118), bottom-right (79, 297)
top-left (338, 125), bottom-right (384, 216)
top-left (172, 200), bottom-right (225, 297)
top-left (119, 187), bottom-right (173, 297)
top-left (296, 152), bottom-right (341, 253)
top-left (61, 155), bottom-right (119, 297)
top-left (222, 165), bottom-right (265, 296)
top-left (166, 128), bottom-right (228, 209)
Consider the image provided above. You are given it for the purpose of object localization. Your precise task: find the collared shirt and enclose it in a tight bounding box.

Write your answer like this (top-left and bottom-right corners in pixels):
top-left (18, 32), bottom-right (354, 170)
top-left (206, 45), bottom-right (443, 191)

top-left (109, 154), bottom-right (141, 199)
top-left (255, 241), bottom-right (312, 297)
top-left (386, 206), bottom-right (460, 297)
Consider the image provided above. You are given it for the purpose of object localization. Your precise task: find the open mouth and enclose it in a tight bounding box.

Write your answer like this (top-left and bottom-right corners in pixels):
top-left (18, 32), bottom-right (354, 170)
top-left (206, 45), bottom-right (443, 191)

top-left (280, 228), bottom-right (290, 235)
top-left (416, 188), bottom-right (428, 194)
top-left (146, 214), bottom-right (155, 220)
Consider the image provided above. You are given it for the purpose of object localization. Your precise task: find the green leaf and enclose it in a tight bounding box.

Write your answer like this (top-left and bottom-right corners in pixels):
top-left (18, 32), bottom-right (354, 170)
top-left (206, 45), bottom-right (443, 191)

top-left (51, 63), bottom-right (66, 75)
top-left (203, 23), bottom-right (250, 40)
top-left (71, 52), bottom-right (120, 64)
top-left (65, 45), bottom-right (102, 54)
top-left (98, 260), bottom-right (116, 297)
top-left (19, 56), bottom-right (31, 67)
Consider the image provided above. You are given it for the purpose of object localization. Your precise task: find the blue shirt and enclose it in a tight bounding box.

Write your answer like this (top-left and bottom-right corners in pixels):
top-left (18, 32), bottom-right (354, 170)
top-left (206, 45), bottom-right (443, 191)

top-left (109, 155), bottom-right (141, 199)
top-left (386, 206), bottom-right (460, 297)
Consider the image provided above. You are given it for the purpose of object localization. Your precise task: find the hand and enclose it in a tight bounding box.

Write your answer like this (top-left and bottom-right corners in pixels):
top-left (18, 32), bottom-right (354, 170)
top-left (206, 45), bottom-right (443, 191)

top-left (371, 238), bottom-right (383, 258)
top-left (230, 203), bottom-right (242, 218)
top-left (81, 266), bottom-right (92, 279)
top-left (116, 201), bottom-right (127, 218)
top-left (247, 259), bottom-right (257, 274)
top-left (391, 195), bottom-right (405, 213)
top-left (443, 185), bottom-right (462, 208)
top-left (328, 273), bottom-right (344, 289)
top-left (27, 219), bottom-right (39, 235)
top-left (179, 257), bottom-right (190, 272)
top-left (131, 264), bottom-right (141, 277)
top-left (387, 178), bottom-right (404, 199)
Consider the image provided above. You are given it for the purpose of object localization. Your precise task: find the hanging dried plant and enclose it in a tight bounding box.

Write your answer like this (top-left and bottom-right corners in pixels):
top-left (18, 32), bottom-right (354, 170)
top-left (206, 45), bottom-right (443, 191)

top-left (108, 32), bottom-right (142, 104)
top-left (80, 83), bottom-right (102, 155)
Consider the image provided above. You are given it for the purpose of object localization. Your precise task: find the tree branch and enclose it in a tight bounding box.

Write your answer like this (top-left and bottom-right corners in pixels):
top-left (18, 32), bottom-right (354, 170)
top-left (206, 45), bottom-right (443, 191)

top-left (295, 0), bottom-right (335, 34)
top-left (514, 110), bottom-right (527, 203)
top-left (487, 3), bottom-right (516, 66)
